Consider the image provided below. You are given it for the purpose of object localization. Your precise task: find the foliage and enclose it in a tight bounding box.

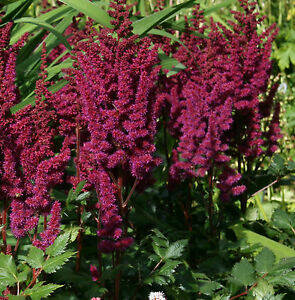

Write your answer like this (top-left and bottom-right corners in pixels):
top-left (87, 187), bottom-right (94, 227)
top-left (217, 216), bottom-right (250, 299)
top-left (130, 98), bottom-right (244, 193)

top-left (0, 0), bottom-right (295, 299)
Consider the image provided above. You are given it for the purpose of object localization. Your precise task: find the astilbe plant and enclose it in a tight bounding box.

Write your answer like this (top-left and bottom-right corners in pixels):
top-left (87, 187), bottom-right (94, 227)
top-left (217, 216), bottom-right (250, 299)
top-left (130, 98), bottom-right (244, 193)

top-left (0, 0), bottom-right (285, 298)
top-left (0, 29), bottom-right (70, 251)
top-left (162, 0), bottom-right (280, 205)
top-left (50, 1), bottom-right (162, 274)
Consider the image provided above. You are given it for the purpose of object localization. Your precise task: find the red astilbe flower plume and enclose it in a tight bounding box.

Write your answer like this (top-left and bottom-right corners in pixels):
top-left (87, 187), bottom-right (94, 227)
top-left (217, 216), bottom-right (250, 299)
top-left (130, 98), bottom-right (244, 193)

top-left (54, 0), bottom-right (161, 252)
top-left (167, 0), bottom-right (279, 201)
top-left (9, 45), bottom-right (70, 246)
top-left (0, 21), bottom-right (28, 199)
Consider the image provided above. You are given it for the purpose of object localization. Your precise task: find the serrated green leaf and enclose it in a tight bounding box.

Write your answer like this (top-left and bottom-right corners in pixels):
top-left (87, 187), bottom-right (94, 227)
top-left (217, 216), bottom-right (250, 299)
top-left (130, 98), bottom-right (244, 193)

top-left (158, 260), bottom-right (181, 276)
top-left (272, 209), bottom-right (295, 231)
top-left (268, 270), bottom-right (295, 288)
top-left (250, 278), bottom-right (274, 299)
top-left (151, 228), bottom-right (168, 240)
top-left (24, 247), bottom-right (44, 269)
top-left (76, 191), bottom-right (91, 202)
top-left (23, 282), bottom-right (63, 298)
top-left (46, 232), bottom-right (70, 257)
top-left (17, 266), bottom-right (30, 283)
top-left (152, 236), bottom-right (169, 248)
top-left (199, 281), bottom-right (223, 296)
top-left (164, 239), bottom-right (187, 259)
top-left (8, 295), bottom-right (26, 300)
top-left (271, 257), bottom-right (295, 272)
top-left (255, 248), bottom-right (275, 273)
top-left (275, 43), bottom-right (295, 70)
top-left (66, 226), bottom-right (82, 242)
top-left (152, 242), bottom-right (167, 258)
top-left (232, 258), bottom-right (255, 286)
top-left (0, 254), bottom-right (18, 286)
top-left (43, 251), bottom-right (75, 274)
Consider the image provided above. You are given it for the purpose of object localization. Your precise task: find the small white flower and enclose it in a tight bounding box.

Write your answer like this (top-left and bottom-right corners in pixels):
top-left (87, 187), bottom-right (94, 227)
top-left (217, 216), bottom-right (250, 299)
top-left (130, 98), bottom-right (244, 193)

top-left (148, 291), bottom-right (166, 300)
top-left (278, 82), bottom-right (287, 94)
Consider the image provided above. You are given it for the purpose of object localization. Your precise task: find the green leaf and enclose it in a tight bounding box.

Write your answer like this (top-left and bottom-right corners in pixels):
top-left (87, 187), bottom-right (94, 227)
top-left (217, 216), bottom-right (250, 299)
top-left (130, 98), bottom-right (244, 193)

top-left (23, 281), bottom-right (63, 298)
top-left (1, 0), bottom-right (33, 24)
top-left (164, 239), bottom-right (187, 259)
top-left (159, 53), bottom-right (186, 70)
top-left (46, 232), bottom-right (70, 257)
top-left (268, 155), bottom-right (286, 176)
top-left (255, 248), bottom-right (275, 273)
top-left (270, 257), bottom-right (295, 272)
top-left (43, 251), bottom-right (75, 274)
top-left (14, 17), bottom-right (71, 50)
top-left (8, 295), bottom-right (26, 300)
top-left (0, 254), bottom-right (18, 286)
top-left (148, 29), bottom-right (185, 46)
top-left (10, 79), bottom-right (68, 114)
top-left (17, 266), bottom-right (30, 283)
top-left (275, 43), bottom-right (295, 70)
top-left (250, 278), bottom-right (274, 299)
top-left (203, 0), bottom-right (236, 16)
top-left (151, 228), bottom-right (168, 241)
top-left (272, 209), bottom-right (295, 231)
top-left (65, 225), bottom-right (82, 242)
top-left (132, 0), bottom-right (194, 36)
top-left (231, 224), bottom-right (295, 261)
top-left (199, 281), bottom-right (223, 296)
top-left (158, 260), bottom-right (181, 276)
top-left (268, 270), bottom-right (295, 288)
top-left (10, 6), bottom-right (74, 44)
top-left (152, 243), bottom-right (167, 258)
top-left (145, 275), bottom-right (168, 285)
top-left (232, 258), bottom-right (255, 286)
top-left (152, 236), bottom-right (169, 248)
top-left (24, 247), bottom-right (44, 269)
top-left (74, 180), bottom-right (86, 198)
top-left (76, 191), bottom-right (91, 202)
top-left (46, 58), bottom-right (73, 81)
top-left (0, 0), bottom-right (21, 5)
top-left (59, 0), bottom-right (111, 28)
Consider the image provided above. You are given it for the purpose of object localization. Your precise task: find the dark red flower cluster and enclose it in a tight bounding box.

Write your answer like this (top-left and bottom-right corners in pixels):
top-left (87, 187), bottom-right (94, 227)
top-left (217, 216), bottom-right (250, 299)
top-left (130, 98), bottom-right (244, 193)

top-left (0, 0), bottom-right (280, 255)
top-left (0, 30), bottom-right (69, 247)
top-left (165, 0), bottom-right (279, 200)
top-left (51, 0), bottom-right (161, 252)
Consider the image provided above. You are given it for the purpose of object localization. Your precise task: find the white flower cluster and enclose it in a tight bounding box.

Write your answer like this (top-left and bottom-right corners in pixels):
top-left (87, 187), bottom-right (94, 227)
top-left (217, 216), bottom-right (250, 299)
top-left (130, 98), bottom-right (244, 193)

top-left (148, 291), bottom-right (166, 300)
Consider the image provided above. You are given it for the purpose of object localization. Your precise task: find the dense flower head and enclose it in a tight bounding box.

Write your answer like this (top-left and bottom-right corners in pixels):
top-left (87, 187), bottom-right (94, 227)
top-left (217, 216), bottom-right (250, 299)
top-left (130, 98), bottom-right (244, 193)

top-left (33, 201), bottom-right (62, 250)
top-left (3, 43), bottom-right (70, 244)
top-left (52, 0), bottom-right (161, 252)
top-left (0, 21), bottom-right (28, 199)
top-left (165, 0), bottom-right (279, 200)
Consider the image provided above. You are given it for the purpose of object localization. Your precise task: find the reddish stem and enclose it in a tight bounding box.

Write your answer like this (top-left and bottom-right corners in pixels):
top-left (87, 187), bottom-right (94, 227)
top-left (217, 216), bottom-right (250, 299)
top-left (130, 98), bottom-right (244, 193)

top-left (122, 179), bottom-right (138, 208)
top-left (230, 273), bottom-right (268, 300)
top-left (14, 239), bottom-right (20, 254)
top-left (44, 215), bottom-right (47, 231)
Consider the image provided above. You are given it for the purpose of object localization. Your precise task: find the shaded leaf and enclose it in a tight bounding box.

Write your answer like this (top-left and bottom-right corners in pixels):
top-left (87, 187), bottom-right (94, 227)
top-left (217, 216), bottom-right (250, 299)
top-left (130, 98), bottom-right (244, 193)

top-left (43, 251), bottom-right (75, 274)
top-left (232, 258), bottom-right (255, 286)
top-left (255, 248), bottom-right (275, 273)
